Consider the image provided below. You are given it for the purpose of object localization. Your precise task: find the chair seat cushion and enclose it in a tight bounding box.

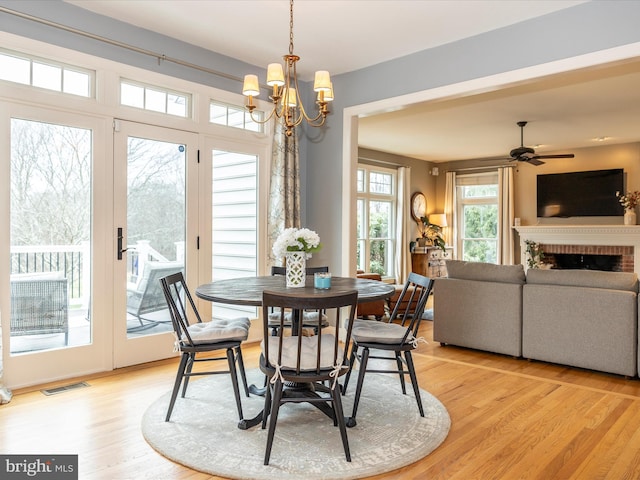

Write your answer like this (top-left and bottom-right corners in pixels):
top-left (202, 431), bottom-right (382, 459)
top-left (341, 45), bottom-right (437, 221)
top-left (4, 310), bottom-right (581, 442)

top-left (262, 335), bottom-right (342, 370)
top-left (267, 311), bottom-right (329, 327)
top-left (183, 317), bottom-right (250, 344)
top-left (352, 319), bottom-right (414, 345)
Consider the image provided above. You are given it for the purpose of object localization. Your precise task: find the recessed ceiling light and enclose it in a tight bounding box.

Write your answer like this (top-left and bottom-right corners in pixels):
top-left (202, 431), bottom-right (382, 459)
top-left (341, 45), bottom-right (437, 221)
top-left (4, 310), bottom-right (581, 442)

top-left (592, 136), bottom-right (611, 142)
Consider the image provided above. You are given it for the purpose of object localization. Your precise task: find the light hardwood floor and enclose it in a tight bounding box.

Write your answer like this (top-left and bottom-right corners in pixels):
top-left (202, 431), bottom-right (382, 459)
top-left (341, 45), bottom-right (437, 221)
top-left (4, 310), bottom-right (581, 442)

top-left (2, 320), bottom-right (640, 480)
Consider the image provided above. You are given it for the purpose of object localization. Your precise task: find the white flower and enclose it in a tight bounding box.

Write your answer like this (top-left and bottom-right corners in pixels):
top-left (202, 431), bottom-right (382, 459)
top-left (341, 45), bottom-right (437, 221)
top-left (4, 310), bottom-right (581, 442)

top-left (272, 227), bottom-right (322, 260)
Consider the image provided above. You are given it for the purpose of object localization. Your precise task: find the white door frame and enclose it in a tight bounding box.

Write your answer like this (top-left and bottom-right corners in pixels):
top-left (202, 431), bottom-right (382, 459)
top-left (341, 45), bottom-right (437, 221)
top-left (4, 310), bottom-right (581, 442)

top-left (0, 103), bottom-right (113, 389)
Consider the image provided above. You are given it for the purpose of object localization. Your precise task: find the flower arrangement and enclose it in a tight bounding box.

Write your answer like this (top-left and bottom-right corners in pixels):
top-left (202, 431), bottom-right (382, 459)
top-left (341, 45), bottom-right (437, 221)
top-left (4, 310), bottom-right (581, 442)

top-left (617, 191), bottom-right (640, 211)
top-left (272, 227), bottom-right (322, 260)
top-left (419, 216), bottom-right (446, 251)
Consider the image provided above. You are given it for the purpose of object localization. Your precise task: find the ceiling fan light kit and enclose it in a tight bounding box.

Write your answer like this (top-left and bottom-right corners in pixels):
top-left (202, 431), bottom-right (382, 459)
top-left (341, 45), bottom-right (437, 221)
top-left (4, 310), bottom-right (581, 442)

top-left (508, 121), bottom-right (575, 166)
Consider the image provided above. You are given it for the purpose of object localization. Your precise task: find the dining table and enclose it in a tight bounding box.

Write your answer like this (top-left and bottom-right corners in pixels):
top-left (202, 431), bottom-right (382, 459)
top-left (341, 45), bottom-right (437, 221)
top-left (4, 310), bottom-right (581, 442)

top-left (195, 275), bottom-right (395, 307)
top-left (195, 274), bottom-right (396, 429)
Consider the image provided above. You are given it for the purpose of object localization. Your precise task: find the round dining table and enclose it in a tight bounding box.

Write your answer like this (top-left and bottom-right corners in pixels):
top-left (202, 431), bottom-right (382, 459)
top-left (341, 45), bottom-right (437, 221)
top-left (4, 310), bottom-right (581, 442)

top-left (195, 275), bottom-right (395, 306)
top-left (195, 275), bottom-right (395, 429)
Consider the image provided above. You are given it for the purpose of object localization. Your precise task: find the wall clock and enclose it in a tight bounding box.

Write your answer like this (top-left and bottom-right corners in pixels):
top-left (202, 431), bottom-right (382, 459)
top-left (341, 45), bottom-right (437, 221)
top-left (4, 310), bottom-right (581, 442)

top-left (411, 192), bottom-right (427, 222)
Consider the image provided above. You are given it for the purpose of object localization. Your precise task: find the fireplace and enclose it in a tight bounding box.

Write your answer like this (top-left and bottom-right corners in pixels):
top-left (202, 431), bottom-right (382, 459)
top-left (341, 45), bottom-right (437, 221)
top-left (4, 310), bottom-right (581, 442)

top-left (539, 244), bottom-right (633, 272)
top-left (514, 225), bottom-right (640, 274)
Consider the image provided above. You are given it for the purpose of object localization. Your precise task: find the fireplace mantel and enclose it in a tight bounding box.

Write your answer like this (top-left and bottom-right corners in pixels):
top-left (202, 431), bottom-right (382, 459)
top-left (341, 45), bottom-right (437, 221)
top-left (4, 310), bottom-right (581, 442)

top-left (514, 225), bottom-right (640, 273)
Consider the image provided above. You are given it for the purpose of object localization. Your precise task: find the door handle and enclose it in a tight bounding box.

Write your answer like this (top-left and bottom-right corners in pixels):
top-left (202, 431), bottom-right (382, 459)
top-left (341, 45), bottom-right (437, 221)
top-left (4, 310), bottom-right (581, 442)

top-left (117, 227), bottom-right (128, 260)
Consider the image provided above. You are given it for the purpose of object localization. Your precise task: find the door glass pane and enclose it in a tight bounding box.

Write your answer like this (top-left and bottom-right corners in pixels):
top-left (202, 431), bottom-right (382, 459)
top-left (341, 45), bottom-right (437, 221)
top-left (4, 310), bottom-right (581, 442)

top-left (126, 137), bottom-right (185, 337)
top-left (10, 119), bottom-right (92, 353)
top-left (211, 150), bottom-right (257, 320)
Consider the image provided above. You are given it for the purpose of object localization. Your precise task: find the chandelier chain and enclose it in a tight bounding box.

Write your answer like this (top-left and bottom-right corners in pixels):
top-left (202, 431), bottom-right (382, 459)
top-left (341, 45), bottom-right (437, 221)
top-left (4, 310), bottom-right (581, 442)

top-left (289, 0), bottom-right (294, 56)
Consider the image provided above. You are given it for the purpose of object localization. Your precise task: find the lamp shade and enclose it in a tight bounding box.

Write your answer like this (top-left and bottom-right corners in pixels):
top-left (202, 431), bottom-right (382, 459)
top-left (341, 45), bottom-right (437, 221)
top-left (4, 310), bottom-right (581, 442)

top-left (242, 74), bottom-right (260, 97)
top-left (266, 63), bottom-right (285, 86)
top-left (324, 82), bottom-right (334, 102)
top-left (313, 70), bottom-right (332, 92)
top-left (428, 213), bottom-right (448, 227)
top-left (282, 87), bottom-right (297, 107)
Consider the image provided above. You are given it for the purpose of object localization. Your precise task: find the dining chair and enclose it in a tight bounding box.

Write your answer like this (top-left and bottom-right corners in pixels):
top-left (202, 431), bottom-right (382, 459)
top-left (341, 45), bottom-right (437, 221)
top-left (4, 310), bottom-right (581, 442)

top-left (342, 272), bottom-right (434, 428)
top-left (160, 272), bottom-right (251, 422)
top-left (268, 265), bottom-right (330, 335)
top-left (260, 289), bottom-right (359, 465)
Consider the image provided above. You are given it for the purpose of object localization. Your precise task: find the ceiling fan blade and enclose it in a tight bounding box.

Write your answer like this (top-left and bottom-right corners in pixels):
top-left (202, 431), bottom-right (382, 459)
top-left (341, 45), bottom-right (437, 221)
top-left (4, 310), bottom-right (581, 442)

top-left (526, 157), bottom-right (545, 166)
top-left (532, 153), bottom-right (575, 159)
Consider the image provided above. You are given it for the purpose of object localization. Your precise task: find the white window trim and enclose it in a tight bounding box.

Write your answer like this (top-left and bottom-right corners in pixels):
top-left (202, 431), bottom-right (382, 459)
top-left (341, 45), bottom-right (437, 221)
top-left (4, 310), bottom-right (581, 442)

top-left (456, 172), bottom-right (499, 263)
top-left (357, 164), bottom-right (397, 278)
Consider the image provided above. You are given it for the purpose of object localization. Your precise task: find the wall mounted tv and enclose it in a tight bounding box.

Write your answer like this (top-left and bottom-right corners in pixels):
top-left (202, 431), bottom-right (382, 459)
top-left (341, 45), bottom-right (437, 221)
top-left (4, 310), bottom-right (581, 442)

top-left (536, 168), bottom-right (624, 218)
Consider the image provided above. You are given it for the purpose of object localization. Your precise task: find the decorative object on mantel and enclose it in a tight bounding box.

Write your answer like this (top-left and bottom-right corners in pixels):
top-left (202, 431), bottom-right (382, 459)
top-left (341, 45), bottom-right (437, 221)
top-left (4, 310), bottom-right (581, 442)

top-left (242, 0), bottom-right (333, 136)
top-left (617, 190), bottom-right (640, 225)
top-left (524, 240), bottom-right (545, 269)
top-left (273, 227), bottom-right (322, 287)
top-left (417, 216), bottom-right (446, 251)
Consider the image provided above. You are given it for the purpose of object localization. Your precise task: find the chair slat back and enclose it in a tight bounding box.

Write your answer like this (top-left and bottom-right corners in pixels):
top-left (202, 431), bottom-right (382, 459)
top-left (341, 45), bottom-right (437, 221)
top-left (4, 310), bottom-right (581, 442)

top-left (160, 272), bottom-right (202, 347)
top-left (269, 266), bottom-right (330, 317)
top-left (387, 272), bottom-right (434, 344)
top-left (261, 290), bottom-right (358, 378)
top-left (270, 265), bottom-right (329, 276)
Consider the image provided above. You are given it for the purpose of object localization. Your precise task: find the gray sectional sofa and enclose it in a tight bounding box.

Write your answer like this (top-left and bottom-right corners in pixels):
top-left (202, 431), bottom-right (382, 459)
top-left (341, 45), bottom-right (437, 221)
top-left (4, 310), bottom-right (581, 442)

top-left (433, 260), bottom-right (639, 378)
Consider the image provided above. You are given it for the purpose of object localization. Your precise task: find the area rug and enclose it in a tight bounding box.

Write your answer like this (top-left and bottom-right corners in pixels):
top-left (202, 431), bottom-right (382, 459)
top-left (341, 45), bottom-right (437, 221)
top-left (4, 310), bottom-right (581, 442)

top-left (142, 369), bottom-right (450, 480)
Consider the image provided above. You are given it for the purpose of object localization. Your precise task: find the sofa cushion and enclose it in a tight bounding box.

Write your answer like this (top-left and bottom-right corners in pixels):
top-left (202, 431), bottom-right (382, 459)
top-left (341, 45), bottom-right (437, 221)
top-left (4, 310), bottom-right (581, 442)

top-left (445, 260), bottom-right (526, 284)
top-left (526, 268), bottom-right (638, 292)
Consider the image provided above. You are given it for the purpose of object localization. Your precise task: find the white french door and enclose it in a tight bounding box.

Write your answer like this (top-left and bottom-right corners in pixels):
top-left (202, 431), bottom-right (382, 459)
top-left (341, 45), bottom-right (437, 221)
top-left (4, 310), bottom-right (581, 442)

top-left (112, 121), bottom-right (199, 368)
top-left (1, 103), bottom-right (111, 388)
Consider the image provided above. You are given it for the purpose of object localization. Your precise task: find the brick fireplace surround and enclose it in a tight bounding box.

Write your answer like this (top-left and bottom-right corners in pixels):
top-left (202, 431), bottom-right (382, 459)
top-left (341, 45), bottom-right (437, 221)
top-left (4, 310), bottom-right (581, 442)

top-left (514, 225), bottom-right (640, 274)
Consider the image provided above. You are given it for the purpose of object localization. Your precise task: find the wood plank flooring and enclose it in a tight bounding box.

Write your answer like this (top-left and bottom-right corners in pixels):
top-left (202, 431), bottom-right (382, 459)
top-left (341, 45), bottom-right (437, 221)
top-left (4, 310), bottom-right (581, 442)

top-left (2, 320), bottom-right (640, 480)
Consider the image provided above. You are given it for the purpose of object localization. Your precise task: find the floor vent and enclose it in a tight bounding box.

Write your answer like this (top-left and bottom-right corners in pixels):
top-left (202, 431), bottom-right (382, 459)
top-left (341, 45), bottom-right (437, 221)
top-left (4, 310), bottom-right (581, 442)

top-left (41, 381), bottom-right (90, 396)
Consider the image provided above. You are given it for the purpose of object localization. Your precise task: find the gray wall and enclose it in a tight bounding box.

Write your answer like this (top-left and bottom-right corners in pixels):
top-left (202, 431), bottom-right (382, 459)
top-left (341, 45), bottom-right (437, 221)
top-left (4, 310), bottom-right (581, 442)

top-left (3, 0), bottom-right (640, 273)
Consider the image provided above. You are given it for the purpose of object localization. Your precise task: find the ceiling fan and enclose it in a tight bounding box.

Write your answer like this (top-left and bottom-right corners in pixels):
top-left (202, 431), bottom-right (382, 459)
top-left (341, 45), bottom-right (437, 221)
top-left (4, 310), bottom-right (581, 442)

top-left (508, 121), bottom-right (575, 166)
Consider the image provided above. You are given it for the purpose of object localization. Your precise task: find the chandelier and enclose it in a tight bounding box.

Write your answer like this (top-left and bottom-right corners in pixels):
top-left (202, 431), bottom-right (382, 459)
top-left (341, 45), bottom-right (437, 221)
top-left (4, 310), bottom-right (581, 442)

top-left (242, 0), bottom-right (334, 136)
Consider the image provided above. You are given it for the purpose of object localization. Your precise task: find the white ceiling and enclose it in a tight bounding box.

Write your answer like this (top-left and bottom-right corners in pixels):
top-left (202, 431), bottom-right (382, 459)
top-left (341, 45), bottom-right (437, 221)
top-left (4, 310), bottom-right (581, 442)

top-left (64, 0), bottom-right (640, 163)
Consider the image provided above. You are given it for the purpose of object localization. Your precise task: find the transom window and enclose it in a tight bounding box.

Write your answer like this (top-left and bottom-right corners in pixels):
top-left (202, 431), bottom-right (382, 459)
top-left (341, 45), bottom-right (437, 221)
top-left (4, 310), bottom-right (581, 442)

top-left (356, 166), bottom-right (396, 278)
top-left (210, 100), bottom-right (264, 133)
top-left (0, 49), bottom-right (93, 97)
top-left (120, 79), bottom-right (190, 118)
top-left (456, 172), bottom-right (499, 263)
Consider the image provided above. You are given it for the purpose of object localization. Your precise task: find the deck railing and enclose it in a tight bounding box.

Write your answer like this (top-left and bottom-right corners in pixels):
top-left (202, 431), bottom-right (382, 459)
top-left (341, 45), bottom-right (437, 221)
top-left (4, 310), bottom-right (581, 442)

top-left (10, 243), bottom-right (90, 307)
top-left (10, 241), bottom-right (184, 308)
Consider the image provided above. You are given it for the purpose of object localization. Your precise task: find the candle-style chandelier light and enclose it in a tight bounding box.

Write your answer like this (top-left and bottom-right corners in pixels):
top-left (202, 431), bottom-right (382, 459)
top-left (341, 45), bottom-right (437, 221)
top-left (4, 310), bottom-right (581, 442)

top-left (242, 0), bottom-right (334, 136)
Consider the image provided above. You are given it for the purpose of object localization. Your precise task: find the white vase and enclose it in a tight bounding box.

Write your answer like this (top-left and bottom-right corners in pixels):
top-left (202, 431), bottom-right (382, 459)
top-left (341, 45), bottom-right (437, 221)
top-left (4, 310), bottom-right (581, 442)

top-left (624, 210), bottom-right (637, 225)
top-left (285, 252), bottom-right (306, 287)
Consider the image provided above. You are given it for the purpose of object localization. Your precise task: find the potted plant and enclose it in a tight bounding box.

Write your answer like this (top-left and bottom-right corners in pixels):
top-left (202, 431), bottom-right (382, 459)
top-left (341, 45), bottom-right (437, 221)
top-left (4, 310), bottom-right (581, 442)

top-left (417, 216), bottom-right (446, 251)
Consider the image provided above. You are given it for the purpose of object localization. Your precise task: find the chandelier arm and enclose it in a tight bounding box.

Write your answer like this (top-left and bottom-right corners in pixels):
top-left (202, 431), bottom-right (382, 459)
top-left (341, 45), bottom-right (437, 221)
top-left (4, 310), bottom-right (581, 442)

top-left (248, 107), bottom-right (277, 125)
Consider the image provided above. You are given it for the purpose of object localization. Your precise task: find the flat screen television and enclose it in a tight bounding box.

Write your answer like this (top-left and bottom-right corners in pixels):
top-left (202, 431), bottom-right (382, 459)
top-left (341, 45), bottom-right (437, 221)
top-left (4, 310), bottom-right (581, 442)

top-left (536, 168), bottom-right (624, 218)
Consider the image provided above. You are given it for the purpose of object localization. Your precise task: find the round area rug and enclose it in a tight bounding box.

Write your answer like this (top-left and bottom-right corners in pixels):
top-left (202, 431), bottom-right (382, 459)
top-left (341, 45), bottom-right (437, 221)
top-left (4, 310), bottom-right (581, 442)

top-left (142, 369), bottom-right (450, 480)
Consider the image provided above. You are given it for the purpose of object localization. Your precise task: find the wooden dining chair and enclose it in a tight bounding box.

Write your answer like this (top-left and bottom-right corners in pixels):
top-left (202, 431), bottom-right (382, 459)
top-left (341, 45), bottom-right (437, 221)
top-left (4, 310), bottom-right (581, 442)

top-left (342, 272), bottom-right (434, 427)
top-left (268, 265), bottom-right (330, 335)
top-left (260, 289), bottom-right (359, 465)
top-left (160, 272), bottom-right (251, 422)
